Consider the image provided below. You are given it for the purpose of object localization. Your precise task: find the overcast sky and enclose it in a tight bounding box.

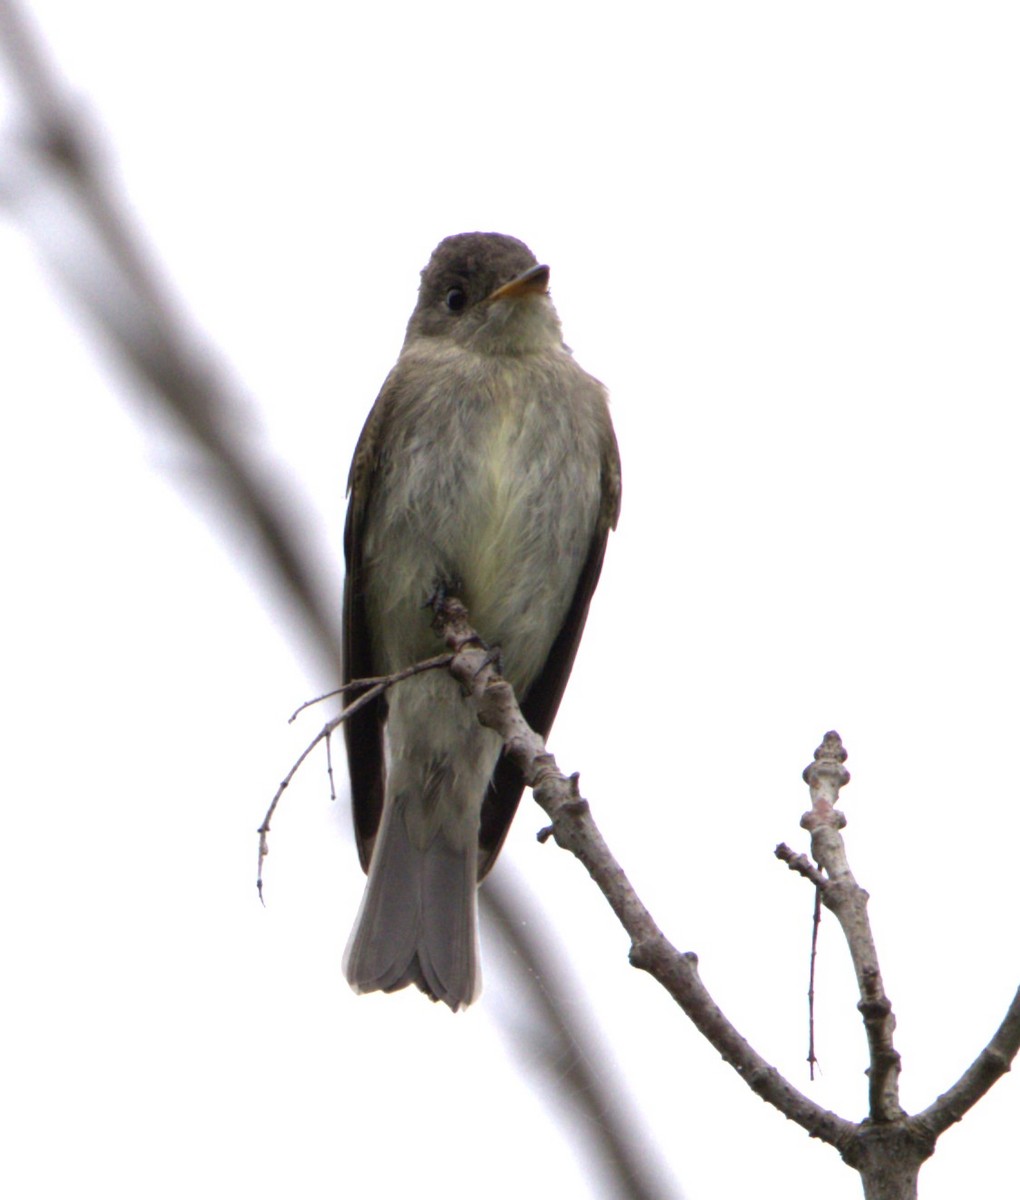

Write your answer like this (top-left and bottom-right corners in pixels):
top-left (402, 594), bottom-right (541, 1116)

top-left (2, 4), bottom-right (1018, 1198)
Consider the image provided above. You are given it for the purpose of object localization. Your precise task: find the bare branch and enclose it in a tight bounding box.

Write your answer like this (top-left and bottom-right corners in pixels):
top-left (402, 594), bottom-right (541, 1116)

top-left (0, 0), bottom-right (339, 662)
top-left (798, 732), bottom-right (904, 1122)
top-left (483, 873), bottom-right (683, 1200)
top-left (10, 11), bottom-right (1015, 1195)
top-left (775, 842), bottom-right (828, 888)
top-left (913, 984), bottom-right (1020, 1138)
top-left (432, 596), bottom-right (856, 1150)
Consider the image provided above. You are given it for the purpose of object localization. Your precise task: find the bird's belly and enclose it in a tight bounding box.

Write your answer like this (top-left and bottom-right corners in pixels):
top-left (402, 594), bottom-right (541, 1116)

top-left (364, 384), bottom-right (600, 692)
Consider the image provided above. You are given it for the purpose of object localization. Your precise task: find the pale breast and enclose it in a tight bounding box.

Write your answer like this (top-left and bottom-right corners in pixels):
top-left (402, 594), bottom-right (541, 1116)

top-left (362, 346), bottom-right (607, 691)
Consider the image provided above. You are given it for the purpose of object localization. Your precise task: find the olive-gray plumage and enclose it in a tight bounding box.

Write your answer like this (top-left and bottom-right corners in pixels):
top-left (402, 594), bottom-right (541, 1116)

top-left (342, 233), bottom-right (620, 1009)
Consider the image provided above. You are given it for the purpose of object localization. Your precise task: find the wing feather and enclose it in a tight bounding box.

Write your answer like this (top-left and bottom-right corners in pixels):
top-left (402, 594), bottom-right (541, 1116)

top-left (343, 390), bottom-right (393, 872)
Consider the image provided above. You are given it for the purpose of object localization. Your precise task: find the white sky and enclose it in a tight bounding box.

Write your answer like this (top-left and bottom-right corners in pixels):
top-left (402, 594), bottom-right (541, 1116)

top-left (2, 3), bottom-right (1018, 1198)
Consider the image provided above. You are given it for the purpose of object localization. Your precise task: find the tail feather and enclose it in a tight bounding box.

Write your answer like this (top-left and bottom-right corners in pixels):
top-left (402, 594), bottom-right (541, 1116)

top-left (343, 797), bottom-right (480, 1011)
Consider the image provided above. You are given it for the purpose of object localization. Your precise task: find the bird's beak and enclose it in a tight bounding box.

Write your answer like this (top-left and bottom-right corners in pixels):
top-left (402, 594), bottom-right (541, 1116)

top-left (486, 264), bottom-right (550, 302)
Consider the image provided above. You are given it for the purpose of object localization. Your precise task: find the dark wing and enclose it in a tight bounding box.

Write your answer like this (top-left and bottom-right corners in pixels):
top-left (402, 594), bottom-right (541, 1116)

top-left (477, 423), bottom-right (622, 879)
top-left (343, 389), bottom-right (393, 873)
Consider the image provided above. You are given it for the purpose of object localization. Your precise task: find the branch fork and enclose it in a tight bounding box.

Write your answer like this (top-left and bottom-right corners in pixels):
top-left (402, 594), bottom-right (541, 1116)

top-left (262, 596), bottom-right (1020, 1200)
top-left (431, 608), bottom-right (1019, 1200)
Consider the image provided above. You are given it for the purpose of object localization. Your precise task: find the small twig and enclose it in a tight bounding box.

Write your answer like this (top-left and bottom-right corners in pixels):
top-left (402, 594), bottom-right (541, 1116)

top-left (774, 841), bottom-right (826, 1079)
top-left (775, 842), bottom-right (827, 888)
top-left (257, 653), bottom-right (454, 900)
top-left (257, 719), bottom-right (336, 904)
top-left (325, 730), bottom-right (336, 803)
top-left (287, 653), bottom-right (453, 722)
top-left (808, 888), bottom-right (821, 1080)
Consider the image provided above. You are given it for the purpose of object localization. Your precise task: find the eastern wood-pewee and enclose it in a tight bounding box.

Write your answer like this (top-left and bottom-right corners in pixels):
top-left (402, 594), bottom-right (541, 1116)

top-left (342, 232), bottom-right (620, 1010)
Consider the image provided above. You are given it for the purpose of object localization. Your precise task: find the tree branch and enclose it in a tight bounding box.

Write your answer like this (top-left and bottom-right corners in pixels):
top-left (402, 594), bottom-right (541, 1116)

top-left (432, 596), bottom-right (857, 1150)
top-left (0, 0), bottom-right (339, 662)
top-left (797, 732), bottom-right (904, 1122)
top-left (434, 597), bottom-right (1019, 1199)
top-left (913, 984), bottom-right (1020, 1137)
top-left (8, 9), bottom-right (1016, 1194)
top-left (483, 873), bottom-right (682, 1200)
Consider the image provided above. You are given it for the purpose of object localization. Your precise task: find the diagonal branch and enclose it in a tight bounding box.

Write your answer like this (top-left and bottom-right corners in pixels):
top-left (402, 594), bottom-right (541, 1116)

top-left (432, 596), bottom-right (856, 1151)
top-left (483, 873), bottom-right (683, 1200)
top-left (913, 984), bottom-right (1020, 1138)
top-left (0, 0), bottom-right (339, 662)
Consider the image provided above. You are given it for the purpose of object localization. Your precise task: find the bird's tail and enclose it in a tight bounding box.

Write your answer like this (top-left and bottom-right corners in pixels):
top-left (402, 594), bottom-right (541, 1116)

top-left (342, 794), bottom-right (481, 1012)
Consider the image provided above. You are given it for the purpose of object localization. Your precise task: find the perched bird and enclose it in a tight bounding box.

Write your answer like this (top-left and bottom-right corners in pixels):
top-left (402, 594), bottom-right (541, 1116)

top-left (342, 232), bottom-right (620, 1010)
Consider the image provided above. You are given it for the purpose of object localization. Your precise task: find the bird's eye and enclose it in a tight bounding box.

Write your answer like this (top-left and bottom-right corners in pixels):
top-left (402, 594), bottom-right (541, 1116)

top-left (445, 287), bottom-right (467, 313)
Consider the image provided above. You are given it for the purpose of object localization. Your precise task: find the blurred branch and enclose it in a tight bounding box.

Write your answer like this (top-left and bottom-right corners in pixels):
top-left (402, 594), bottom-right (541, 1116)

top-left (0, 6), bottom-right (671, 1199)
top-left (0, 0), bottom-right (338, 662)
top-left (484, 872), bottom-right (682, 1200)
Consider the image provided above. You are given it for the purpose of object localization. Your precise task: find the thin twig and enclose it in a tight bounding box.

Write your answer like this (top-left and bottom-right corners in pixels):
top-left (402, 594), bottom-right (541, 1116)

top-left (773, 842), bottom-right (827, 1079)
top-left (257, 655), bottom-right (454, 899)
top-left (775, 842), bottom-right (828, 888)
top-left (325, 730), bottom-right (336, 803)
top-left (287, 653), bottom-right (453, 722)
top-left (257, 720), bottom-right (339, 904)
top-left (808, 888), bottom-right (821, 1081)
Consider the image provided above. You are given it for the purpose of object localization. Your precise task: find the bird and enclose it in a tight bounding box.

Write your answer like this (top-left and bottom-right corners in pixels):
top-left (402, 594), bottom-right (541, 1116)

top-left (341, 232), bottom-right (620, 1010)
